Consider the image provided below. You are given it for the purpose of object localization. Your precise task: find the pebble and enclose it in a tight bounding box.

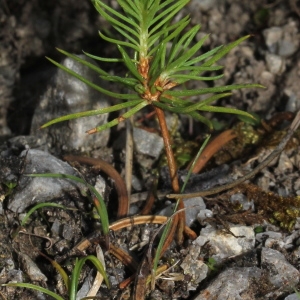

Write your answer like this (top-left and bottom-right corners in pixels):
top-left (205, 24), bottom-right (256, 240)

top-left (30, 55), bottom-right (110, 152)
top-left (200, 224), bottom-right (255, 262)
top-left (265, 53), bottom-right (286, 75)
top-left (133, 127), bottom-right (164, 158)
top-left (158, 196), bottom-right (206, 227)
top-left (255, 231), bottom-right (283, 243)
top-left (19, 253), bottom-right (47, 282)
top-left (285, 294), bottom-right (300, 300)
top-left (8, 149), bottom-right (86, 213)
top-left (194, 267), bottom-right (262, 300)
top-left (230, 193), bottom-right (254, 211)
top-left (180, 241), bottom-right (209, 291)
top-left (197, 209), bottom-right (213, 224)
top-left (263, 22), bottom-right (299, 57)
top-left (261, 247), bottom-right (300, 288)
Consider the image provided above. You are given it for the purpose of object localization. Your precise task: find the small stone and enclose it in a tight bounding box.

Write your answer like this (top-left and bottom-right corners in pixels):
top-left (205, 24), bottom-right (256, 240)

top-left (197, 209), bottom-right (213, 225)
top-left (31, 55), bottom-right (110, 152)
top-left (19, 253), bottom-right (47, 282)
top-left (158, 196), bottom-right (206, 226)
top-left (8, 149), bottom-right (86, 213)
top-left (255, 231), bottom-right (283, 243)
top-left (230, 193), bottom-right (254, 211)
top-left (62, 223), bottom-right (74, 241)
top-left (265, 53), bottom-right (285, 75)
top-left (274, 152), bottom-right (294, 175)
top-left (180, 242), bottom-right (209, 290)
top-left (51, 219), bottom-right (61, 237)
top-left (263, 27), bottom-right (283, 53)
top-left (200, 224), bottom-right (255, 262)
top-left (285, 294), bottom-right (300, 300)
top-left (185, 197), bottom-right (206, 226)
top-left (194, 267), bottom-right (262, 299)
top-left (131, 174), bottom-right (143, 191)
top-left (133, 127), bottom-right (164, 158)
top-left (261, 247), bottom-right (300, 288)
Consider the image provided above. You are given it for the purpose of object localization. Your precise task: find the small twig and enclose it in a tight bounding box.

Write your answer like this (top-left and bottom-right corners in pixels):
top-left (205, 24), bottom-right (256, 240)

top-left (110, 215), bottom-right (167, 231)
top-left (109, 244), bottom-right (139, 272)
top-left (125, 116), bottom-right (134, 200)
top-left (154, 106), bottom-right (185, 245)
top-left (18, 229), bottom-right (53, 250)
top-left (168, 111), bottom-right (300, 199)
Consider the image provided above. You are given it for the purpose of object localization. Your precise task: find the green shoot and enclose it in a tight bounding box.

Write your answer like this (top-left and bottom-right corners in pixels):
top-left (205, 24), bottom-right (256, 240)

top-left (2, 255), bottom-right (110, 300)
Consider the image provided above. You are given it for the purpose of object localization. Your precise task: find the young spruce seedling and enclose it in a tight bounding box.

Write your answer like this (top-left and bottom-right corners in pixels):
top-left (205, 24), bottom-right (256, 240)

top-left (42, 0), bottom-right (262, 251)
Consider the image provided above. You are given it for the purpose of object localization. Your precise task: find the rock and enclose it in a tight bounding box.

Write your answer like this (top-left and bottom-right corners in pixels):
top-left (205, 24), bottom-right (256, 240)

top-left (197, 209), bottom-right (213, 225)
top-left (19, 253), bottom-right (47, 282)
top-left (230, 193), bottom-right (254, 211)
top-left (8, 149), bottom-right (85, 213)
top-left (30, 55), bottom-right (110, 152)
top-left (265, 53), bottom-right (286, 75)
top-left (263, 22), bottom-right (299, 57)
top-left (158, 196), bottom-right (206, 227)
top-left (51, 219), bottom-right (61, 237)
top-left (200, 224), bottom-right (255, 262)
top-left (180, 241), bottom-right (209, 291)
top-left (133, 127), bottom-right (164, 158)
top-left (62, 223), bottom-right (74, 241)
top-left (263, 27), bottom-right (283, 54)
top-left (261, 247), bottom-right (300, 288)
top-left (194, 267), bottom-right (262, 300)
top-left (285, 293), bottom-right (300, 300)
top-left (185, 197), bottom-right (207, 226)
top-left (255, 231), bottom-right (283, 243)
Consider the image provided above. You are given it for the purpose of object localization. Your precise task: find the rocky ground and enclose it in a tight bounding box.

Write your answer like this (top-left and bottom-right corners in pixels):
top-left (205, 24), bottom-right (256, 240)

top-left (1, 0), bottom-right (300, 299)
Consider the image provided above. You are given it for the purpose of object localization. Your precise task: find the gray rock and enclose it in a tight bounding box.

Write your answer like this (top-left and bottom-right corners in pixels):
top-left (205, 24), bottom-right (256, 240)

top-left (265, 53), bottom-right (286, 75)
top-left (133, 127), bottom-right (164, 158)
top-left (51, 219), bottom-right (61, 237)
top-left (194, 267), bottom-right (262, 300)
top-left (263, 23), bottom-right (299, 57)
top-left (31, 55), bottom-right (110, 152)
top-left (261, 247), bottom-right (300, 288)
top-left (200, 224), bottom-right (255, 262)
top-left (62, 223), bottom-right (74, 241)
top-left (158, 196), bottom-right (206, 227)
top-left (8, 149), bottom-right (85, 213)
top-left (197, 209), bottom-right (213, 225)
top-left (230, 193), bottom-right (254, 211)
top-left (185, 197), bottom-right (207, 226)
top-left (255, 231), bottom-right (283, 243)
top-left (19, 253), bottom-right (47, 282)
top-left (285, 294), bottom-right (300, 300)
top-left (263, 27), bottom-right (283, 54)
top-left (180, 241), bottom-right (209, 291)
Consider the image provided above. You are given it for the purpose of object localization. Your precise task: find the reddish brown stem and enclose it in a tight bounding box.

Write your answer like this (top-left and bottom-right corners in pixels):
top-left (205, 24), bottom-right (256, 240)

top-left (153, 106), bottom-right (185, 245)
top-left (188, 129), bottom-right (237, 174)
